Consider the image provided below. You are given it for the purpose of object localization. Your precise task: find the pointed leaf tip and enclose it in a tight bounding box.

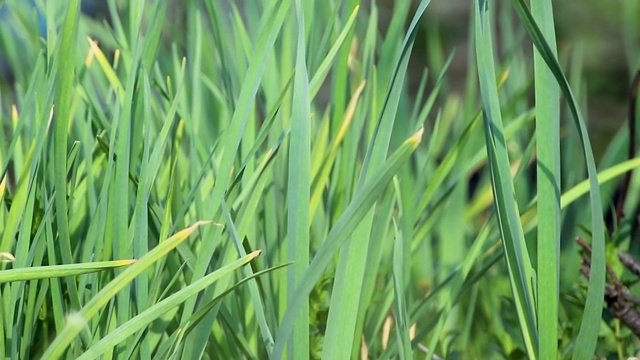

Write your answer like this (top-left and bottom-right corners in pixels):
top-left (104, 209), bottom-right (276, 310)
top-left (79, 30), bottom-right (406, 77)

top-left (406, 127), bottom-right (424, 148)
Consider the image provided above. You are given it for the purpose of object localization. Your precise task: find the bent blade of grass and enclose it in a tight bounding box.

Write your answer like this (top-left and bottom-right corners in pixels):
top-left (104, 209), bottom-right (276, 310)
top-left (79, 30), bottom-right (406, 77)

top-left (560, 158), bottom-right (640, 210)
top-left (39, 221), bottom-right (213, 360)
top-left (530, 0), bottom-right (561, 358)
top-left (273, 128), bottom-right (423, 359)
top-left (474, 1), bottom-right (537, 357)
top-left (510, 2), bottom-right (606, 357)
top-left (75, 251), bottom-right (262, 360)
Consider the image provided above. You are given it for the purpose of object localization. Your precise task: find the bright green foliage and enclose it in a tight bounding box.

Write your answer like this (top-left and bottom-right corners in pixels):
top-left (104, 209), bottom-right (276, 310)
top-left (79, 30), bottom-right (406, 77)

top-left (0, 0), bottom-right (638, 359)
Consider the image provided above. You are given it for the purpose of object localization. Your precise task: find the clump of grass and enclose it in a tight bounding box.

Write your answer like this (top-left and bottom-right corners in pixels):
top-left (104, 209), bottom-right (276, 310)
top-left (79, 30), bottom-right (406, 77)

top-left (0, 0), bottom-right (639, 359)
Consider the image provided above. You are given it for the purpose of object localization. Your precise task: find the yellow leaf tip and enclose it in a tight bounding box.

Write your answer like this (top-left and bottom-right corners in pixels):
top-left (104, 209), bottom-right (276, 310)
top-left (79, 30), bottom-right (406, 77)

top-left (406, 127), bottom-right (424, 147)
top-left (0, 252), bottom-right (15, 263)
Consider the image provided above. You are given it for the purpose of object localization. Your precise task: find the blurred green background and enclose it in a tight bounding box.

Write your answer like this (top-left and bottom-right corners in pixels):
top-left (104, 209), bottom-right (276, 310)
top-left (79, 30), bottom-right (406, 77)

top-left (417, 0), bottom-right (639, 154)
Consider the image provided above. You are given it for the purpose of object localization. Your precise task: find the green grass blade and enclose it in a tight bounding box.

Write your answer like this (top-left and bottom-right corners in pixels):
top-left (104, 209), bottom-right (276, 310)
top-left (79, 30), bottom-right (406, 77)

top-left (76, 251), bottom-right (261, 360)
top-left (0, 260), bottom-right (135, 284)
top-left (220, 197), bottom-right (275, 352)
top-left (286, 1), bottom-right (312, 357)
top-left (391, 219), bottom-right (411, 358)
top-left (52, 0), bottom-right (81, 312)
top-left (179, 1), bottom-right (292, 356)
top-left (322, 2), bottom-right (431, 357)
top-left (509, 2), bottom-right (607, 357)
top-left (530, 0), bottom-right (561, 358)
top-left (273, 129), bottom-right (422, 359)
top-left (474, 1), bottom-right (537, 357)
top-left (308, 5), bottom-right (359, 100)
top-left (39, 221), bottom-right (212, 360)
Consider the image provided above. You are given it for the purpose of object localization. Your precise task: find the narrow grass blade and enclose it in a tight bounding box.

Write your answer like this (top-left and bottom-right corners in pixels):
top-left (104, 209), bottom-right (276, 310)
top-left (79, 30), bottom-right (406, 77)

top-left (273, 128), bottom-right (422, 359)
top-left (220, 197), bottom-right (275, 352)
top-left (474, 1), bottom-right (537, 357)
top-left (308, 5), bottom-right (359, 100)
top-left (391, 220), bottom-right (411, 358)
top-left (52, 0), bottom-right (81, 312)
top-left (322, 1), bottom-right (431, 357)
top-left (76, 251), bottom-right (262, 360)
top-left (39, 221), bottom-right (212, 360)
top-left (0, 260), bottom-right (135, 284)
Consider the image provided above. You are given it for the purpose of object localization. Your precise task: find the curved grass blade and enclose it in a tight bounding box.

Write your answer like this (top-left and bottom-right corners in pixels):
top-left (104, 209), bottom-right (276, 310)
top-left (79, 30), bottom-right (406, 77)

top-left (509, 3), bottom-right (607, 356)
top-left (474, 1), bottom-right (537, 357)
top-left (39, 221), bottom-right (213, 360)
top-left (75, 251), bottom-right (262, 360)
top-left (519, 157), bottom-right (640, 228)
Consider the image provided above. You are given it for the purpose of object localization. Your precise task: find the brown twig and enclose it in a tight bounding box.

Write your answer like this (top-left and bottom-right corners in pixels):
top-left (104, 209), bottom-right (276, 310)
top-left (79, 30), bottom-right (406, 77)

top-left (577, 237), bottom-right (640, 338)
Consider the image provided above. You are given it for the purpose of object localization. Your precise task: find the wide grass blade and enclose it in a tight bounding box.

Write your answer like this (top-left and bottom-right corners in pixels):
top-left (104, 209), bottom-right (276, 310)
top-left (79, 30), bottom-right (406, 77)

top-left (286, 0), bottom-right (312, 358)
top-left (509, 1), bottom-right (607, 358)
top-left (530, 0), bottom-right (561, 358)
top-left (322, 1), bottom-right (431, 358)
top-left (273, 128), bottom-right (423, 359)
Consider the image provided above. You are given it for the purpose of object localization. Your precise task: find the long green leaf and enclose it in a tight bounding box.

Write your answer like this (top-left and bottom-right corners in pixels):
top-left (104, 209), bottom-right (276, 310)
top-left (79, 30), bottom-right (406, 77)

top-left (474, 1), bottom-right (537, 357)
top-left (273, 128), bottom-right (422, 359)
top-left (40, 221), bottom-right (212, 360)
top-left (322, 1), bottom-right (432, 357)
top-left (286, 0), bottom-right (312, 358)
top-left (75, 251), bottom-right (261, 360)
top-left (52, 0), bottom-right (81, 313)
top-left (0, 260), bottom-right (135, 284)
top-left (530, 0), bottom-right (561, 358)
top-left (509, 2), bottom-right (607, 357)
